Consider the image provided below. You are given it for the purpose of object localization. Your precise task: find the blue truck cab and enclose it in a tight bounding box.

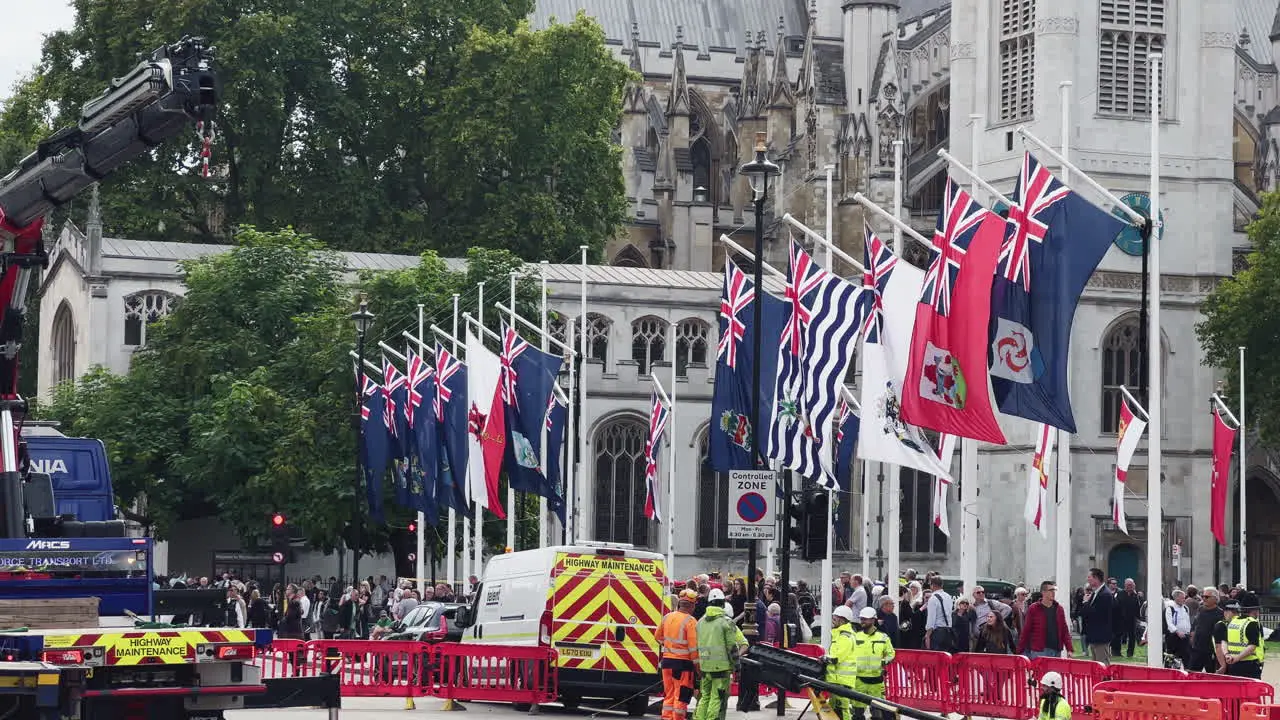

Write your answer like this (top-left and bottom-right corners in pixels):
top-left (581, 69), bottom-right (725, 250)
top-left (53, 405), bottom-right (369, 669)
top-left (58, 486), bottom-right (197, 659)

top-left (21, 426), bottom-right (117, 523)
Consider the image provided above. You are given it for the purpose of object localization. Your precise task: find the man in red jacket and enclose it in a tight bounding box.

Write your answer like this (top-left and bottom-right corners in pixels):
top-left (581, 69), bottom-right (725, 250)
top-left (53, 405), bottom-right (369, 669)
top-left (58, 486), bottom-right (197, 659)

top-left (1017, 581), bottom-right (1074, 659)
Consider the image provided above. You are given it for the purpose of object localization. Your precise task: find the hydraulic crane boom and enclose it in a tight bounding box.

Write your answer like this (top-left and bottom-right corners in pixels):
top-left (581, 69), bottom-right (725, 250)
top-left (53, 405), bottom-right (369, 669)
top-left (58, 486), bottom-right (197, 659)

top-left (0, 36), bottom-right (218, 539)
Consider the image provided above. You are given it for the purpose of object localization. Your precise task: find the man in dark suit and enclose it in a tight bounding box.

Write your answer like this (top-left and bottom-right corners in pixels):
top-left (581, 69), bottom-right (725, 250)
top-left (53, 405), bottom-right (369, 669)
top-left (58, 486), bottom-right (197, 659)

top-left (1110, 578), bottom-right (1140, 657)
top-left (1078, 567), bottom-right (1114, 664)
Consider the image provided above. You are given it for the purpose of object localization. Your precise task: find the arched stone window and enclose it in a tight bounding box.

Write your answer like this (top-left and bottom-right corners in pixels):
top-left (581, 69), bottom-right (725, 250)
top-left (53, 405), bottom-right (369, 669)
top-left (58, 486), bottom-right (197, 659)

top-left (697, 432), bottom-right (751, 549)
top-left (1101, 316), bottom-right (1144, 434)
top-left (50, 301), bottom-right (76, 387)
top-left (123, 291), bottom-right (177, 347)
top-left (593, 416), bottom-right (651, 547)
top-left (631, 316), bottom-right (666, 375)
top-left (570, 313), bottom-right (611, 364)
top-left (691, 137), bottom-right (713, 198)
top-left (674, 318), bottom-right (709, 377)
top-left (613, 244), bottom-right (649, 268)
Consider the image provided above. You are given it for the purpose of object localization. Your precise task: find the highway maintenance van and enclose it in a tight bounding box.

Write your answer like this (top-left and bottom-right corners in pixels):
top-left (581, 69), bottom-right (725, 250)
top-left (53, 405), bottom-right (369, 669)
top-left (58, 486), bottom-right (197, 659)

top-left (460, 541), bottom-right (669, 715)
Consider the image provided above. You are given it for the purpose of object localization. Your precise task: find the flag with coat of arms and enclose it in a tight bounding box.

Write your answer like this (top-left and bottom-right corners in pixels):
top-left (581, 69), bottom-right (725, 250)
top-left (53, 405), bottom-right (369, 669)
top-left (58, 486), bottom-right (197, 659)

top-left (545, 389), bottom-right (569, 524)
top-left (359, 372), bottom-right (389, 523)
top-left (499, 322), bottom-right (565, 512)
top-left (988, 152), bottom-right (1129, 433)
top-left (832, 400), bottom-right (859, 543)
top-left (901, 178), bottom-right (1007, 445)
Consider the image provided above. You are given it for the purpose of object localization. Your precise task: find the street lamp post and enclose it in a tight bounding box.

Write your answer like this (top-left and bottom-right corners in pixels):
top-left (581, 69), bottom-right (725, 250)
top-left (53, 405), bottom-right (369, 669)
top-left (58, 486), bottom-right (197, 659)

top-left (739, 131), bottom-right (779, 712)
top-left (350, 294), bottom-right (375, 584)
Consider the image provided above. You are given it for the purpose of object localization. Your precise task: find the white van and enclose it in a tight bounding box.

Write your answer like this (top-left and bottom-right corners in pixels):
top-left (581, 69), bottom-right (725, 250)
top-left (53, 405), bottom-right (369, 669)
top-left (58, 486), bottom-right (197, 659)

top-left (460, 542), bottom-right (669, 715)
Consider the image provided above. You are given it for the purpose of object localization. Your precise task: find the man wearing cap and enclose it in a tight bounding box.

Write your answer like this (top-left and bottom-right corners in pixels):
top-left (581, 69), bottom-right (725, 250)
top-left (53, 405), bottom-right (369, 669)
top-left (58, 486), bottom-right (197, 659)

top-left (1218, 593), bottom-right (1264, 678)
top-left (826, 604), bottom-right (858, 720)
top-left (659, 590), bottom-right (701, 720)
top-left (694, 589), bottom-right (747, 720)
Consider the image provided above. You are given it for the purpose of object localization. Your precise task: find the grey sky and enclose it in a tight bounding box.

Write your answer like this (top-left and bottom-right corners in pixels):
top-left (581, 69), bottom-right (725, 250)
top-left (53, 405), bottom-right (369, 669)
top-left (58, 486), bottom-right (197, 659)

top-left (0, 0), bottom-right (75, 102)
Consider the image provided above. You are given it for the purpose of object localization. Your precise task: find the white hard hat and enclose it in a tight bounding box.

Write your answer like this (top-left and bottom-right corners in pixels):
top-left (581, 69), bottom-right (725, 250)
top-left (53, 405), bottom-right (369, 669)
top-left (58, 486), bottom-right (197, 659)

top-left (708, 588), bottom-right (726, 602)
top-left (858, 607), bottom-right (878, 620)
top-left (1040, 671), bottom-right (1063, 691)
top-left (832, 605), bottom-right (855, 622)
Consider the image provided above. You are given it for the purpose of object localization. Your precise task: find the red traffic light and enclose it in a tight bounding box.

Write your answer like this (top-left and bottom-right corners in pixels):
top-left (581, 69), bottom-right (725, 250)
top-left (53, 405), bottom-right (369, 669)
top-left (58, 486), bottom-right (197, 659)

top-left (271, 513), bottom-right (285, 527)
top-left (408, 522), bottom-right (417, 533)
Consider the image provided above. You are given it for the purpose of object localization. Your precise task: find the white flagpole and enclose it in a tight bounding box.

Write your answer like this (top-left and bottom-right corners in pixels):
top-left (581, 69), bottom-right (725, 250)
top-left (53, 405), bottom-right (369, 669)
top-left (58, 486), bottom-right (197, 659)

top-left (821, 163), bottom-right (835, 646)
top-left (566, 316), bottom-right (578, 546)
top-left (667, 320), bottom-right (677, 581)
top-left (1145, 51), bottom-right (1164, 668)
top-left (507, 272), bottom-right (517, 551)
top-left (1239, 345), bottom-right (1247, 585)
top-left (417, 303), bottom-right (427, 588)
top-left (886, 138), bottom-right (904, 590)
top-left (959, 118), bottom-right (981, 597)
top-left (579, 246), bottom-right (589, 542)
top-left (540, 261), bottom-right (551, 548)
top-left (475, 282), bottom-right (486, 576)
top-left (449, 293), bottom-right (460, 590)
top-left (1055, 82), bottom-right (1073, 592)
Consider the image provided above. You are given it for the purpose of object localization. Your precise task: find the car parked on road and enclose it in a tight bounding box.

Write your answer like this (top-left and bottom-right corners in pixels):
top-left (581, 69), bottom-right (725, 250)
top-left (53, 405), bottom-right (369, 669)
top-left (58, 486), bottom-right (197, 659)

top-left (381, 602), bottom-right (466, 643)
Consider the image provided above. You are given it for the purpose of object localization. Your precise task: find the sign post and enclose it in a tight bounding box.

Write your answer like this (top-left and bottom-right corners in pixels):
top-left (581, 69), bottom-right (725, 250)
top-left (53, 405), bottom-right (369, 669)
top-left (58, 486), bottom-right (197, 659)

top-left (728, 470), bottom-right (777, 541)
top-left (1171, 541), bottom-right (1181, 583)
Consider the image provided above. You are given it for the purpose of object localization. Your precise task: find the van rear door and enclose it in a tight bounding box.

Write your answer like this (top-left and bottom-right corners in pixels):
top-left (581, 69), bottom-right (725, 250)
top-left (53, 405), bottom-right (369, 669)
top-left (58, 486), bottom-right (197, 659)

top-left (550, 553), bottom-right (611, 680)
top-left (601, 555), bottom-right (666, 676)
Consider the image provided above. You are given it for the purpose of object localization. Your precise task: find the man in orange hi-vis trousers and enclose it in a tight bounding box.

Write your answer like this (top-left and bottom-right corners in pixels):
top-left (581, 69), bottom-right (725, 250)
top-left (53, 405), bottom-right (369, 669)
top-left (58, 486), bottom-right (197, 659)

top-left (659, 590), bottom-right (700, 720)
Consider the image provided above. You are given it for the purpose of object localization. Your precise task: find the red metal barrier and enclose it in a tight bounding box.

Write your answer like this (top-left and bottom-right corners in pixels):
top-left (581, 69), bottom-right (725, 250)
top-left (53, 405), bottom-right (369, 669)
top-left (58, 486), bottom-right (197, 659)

top-left (303, 639), bottom-right (433, 698)
top-left (885, 649), bottom-right (954, 715)
top-left (1106, 663), bottom-right (1187, 681)
top-left (1094, 680), bottom-right (1274, 720)
top-left (435, 643), bottom-right (558, 705)
top-left (1241, 703), bottom-right (1280, 720)
top-left (254, 639), bottom-right (310, 679)
top-left (952, 652), bottom-right (1036, 720)
top-left (1032, 656), bottom-right (1109, 715)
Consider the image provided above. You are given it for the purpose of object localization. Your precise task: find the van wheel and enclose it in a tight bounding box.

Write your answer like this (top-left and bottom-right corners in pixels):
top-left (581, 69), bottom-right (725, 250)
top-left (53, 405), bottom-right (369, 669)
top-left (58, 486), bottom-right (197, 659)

top-left (560, 695), bottom-right (581, 710)
top-left (513, 703), bottom-right (533, 712)
top-left (625, 696), bottom-right (649, 717)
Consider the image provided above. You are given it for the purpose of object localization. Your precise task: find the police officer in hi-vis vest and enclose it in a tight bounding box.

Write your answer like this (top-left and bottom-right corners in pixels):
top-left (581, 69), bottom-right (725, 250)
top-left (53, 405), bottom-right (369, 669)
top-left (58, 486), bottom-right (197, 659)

top-left (1217, 593), bottom-right (1264, 679)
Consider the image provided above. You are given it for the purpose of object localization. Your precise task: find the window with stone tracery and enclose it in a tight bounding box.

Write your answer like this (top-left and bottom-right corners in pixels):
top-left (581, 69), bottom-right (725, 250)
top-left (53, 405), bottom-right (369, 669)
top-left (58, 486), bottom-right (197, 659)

top-left (571, 313), bottom-right (611, 364)
top-left (593, 417), bottom-right (651, 547)
top-left (1098, 0), bottom-right (1166, 118)
top-left (549, 315), bottom-right (567, 345)
top-left (998, 0), bottom-right (1035, 122)
top-left (123, 291), bottom-right (177, 347)
top-left (631, 316), bottom-right (667, 376)
top-left (674, 318), bottom-right (709, 377)
top-left (50, 301), bottom-right (76, 387)
top-left (1101, 316), bottom-right (1143, 433)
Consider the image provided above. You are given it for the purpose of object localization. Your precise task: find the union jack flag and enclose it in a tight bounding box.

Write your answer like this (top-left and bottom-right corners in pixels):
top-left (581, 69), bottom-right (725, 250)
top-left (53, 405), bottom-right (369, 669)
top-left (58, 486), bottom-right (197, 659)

top-left (999, 153), bottom-right (1070, 291)
top-left (404, 348), bottom-right (433, 428)
top-left (545, 391), bottom-right (557, 431)
top-left (835, 400), bottom-right (852, 444)
top-left (860, 225), bottom-right (898, 343)
top-left (642, 388), bottom-right (670, 522)
top-left (924, 178), bottom-right (987, 316)
top-left (781, 239), bottom-right (827, 356)
top-left (717, 263), bottom-right (753, 368)
top-left (359, 373), bottom-right (379, 422)
top-left (499, 324), bottom-right (530, 407)
top-left (434, 344), bottom-right (463, 422)
top-left (382, 356), bottom-right (405, 437)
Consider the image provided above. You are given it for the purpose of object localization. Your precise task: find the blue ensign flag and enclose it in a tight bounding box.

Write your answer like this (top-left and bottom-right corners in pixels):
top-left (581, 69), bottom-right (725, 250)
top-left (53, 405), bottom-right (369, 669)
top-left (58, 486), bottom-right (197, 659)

top-left (412, 375), bottom-right (442, 523)
top-left (499, 324), bottom-right (565, 509)
top-left (545, 392), bottom-right (569, 524)
top-left (988, 152), bottom-right (1129, 432)
top-left (360, 390), bottom-right (390, 523)
top-left (434, 343), bottom-right (470, 514)
top-left (832, 402), bottom-right (860, 543)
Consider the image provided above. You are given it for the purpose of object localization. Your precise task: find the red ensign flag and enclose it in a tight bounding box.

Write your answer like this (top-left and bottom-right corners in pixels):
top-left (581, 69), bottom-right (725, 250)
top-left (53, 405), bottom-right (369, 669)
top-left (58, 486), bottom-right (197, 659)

top-left (1211, 407), bottom-right (1237, 546)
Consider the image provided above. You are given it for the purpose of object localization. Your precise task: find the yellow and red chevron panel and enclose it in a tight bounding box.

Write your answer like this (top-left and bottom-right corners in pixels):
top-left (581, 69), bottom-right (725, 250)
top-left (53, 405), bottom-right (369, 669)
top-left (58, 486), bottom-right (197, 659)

top-left (549, 553), bottom-right (665, 675)
top-left (40, 629), bottom-right (258, 666)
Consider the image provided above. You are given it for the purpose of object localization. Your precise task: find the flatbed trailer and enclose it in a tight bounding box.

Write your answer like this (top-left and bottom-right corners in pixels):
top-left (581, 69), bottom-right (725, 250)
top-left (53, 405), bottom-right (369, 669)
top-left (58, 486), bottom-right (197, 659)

top-left (0, 625), bottom-right (336, 719)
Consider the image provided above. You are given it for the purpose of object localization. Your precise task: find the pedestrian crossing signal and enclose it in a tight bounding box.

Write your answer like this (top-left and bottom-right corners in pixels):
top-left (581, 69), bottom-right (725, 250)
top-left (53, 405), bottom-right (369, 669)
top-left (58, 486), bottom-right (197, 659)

top-left (270, 512), bottom-right (289, 562)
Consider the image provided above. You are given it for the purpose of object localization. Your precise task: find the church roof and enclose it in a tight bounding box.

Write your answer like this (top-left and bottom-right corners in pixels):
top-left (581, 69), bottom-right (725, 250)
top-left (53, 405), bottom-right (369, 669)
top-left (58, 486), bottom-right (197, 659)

top-left (530, 0), bottom-right (808, 53)
top-left (898, 0), bottom-right (949, 21)
top-left (97, 237), bottom-right (467, 273)
top-left (1239, 0), bottom-right (1275, 65)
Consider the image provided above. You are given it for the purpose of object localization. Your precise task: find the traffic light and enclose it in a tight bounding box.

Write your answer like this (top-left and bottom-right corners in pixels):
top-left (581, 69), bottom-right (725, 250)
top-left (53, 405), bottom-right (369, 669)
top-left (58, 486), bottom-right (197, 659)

top-left (801, 490), bottom-right (829, 562)
top-left (270, 512), bottom-right (289, 563)
top-left (408, 521), bottom-right (417, 533)
top-left (786, 493), bottom-right (806, 554)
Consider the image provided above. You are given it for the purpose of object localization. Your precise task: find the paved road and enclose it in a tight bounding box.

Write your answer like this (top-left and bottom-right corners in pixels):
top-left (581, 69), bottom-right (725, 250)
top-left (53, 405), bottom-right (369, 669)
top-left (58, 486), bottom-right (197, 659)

top-left (227, 696), bottom-right (812, 719)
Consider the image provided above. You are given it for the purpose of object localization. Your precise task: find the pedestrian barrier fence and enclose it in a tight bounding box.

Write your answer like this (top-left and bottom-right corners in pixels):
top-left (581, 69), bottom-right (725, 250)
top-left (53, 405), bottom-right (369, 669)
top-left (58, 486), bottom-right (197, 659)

top-left (1241, 702), bottom-right (1280, 720)
top-left (252, 640), bottom-right (556, 704)
top-left (885, 650), bottom-right (954, 715)
top-left (1093, 681), bottom-right (1272, 720)
top-left (1094, 690), bottom-right (1222, 720)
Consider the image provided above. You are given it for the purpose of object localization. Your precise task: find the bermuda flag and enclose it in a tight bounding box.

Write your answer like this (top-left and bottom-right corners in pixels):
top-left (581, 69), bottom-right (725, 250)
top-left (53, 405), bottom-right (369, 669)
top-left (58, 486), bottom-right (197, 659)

top-left (989, 153), bottom-right (1128, 432)
top-left (465, 329), bottom-right (506, 519)
top-left (933, 434), bottom-right (957, 537)
top-left (1210, 407), bottom-right (1237, 546)
top-left (767, 240), bottom-right (865, 486)
top-left (643, 386), bottom-right (671, 522)
top-left (902, 178), bottom-right (1007, 445)
top-left (1024, 423), bottom-right (1054, 539)
top-left (1114, 395), bottom-right (1148, 535)
top-left (856, 226), bottom-right (953, 480)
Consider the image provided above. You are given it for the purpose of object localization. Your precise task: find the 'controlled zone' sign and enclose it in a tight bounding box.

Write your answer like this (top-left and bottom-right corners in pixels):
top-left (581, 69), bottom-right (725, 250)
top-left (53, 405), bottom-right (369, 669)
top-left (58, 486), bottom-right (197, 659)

top-left (727, 470), bottom-right (776, 540)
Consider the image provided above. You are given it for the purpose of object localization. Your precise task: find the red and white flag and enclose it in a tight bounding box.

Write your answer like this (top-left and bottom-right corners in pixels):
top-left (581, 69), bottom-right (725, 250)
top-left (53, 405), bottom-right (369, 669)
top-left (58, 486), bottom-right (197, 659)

top-left (465, 328), bottom-right (507, 519)
top-left (933, 434), bottom-right (957, 536)
top-left (1211, 406), bottom-right (1237, 546)
top-left (1114, 396), bottom-right (1147, 534)
top-left (643, 385), bottom-right (671, 522)
top-left (1024, 423), bottom-right (1054, 538)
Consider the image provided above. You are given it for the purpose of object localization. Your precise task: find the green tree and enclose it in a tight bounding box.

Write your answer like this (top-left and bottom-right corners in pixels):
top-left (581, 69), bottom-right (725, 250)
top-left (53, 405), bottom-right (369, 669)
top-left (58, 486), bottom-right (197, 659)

top-left (1197, 190), bottom-right (1280, 442)
top-left (40, 226), bottom-right (548, 554)
top-left (7, 1), bottom-right (629, 259)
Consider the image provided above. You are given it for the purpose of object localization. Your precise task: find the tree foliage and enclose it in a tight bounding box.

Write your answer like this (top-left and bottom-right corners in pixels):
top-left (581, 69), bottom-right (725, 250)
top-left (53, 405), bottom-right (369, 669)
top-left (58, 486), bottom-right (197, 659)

top-left (0, 1), bottom-right (629, 259)
top-left (40, 227), bottom-right (542, 554)
top-left (1196, 190), bottom-right (1280, 443)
